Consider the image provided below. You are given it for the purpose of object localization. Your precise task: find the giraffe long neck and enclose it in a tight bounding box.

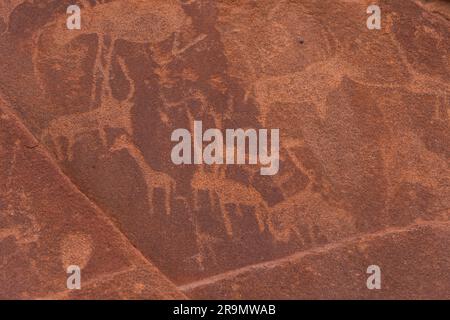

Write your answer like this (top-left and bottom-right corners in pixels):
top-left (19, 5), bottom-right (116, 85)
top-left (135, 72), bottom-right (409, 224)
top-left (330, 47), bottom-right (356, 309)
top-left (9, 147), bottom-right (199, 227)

top-left (122, 143), bottom-right (154, 176)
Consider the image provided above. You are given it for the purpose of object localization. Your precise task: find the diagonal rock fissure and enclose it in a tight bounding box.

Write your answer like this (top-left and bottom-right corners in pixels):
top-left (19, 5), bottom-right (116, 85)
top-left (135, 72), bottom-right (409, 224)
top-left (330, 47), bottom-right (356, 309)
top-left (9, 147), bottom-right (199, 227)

top-left (178, 218), bottom-right (450, 292)
top-left (1, 0), bottom-right (449, 299)
top-left (0, 95), bottom-right (182, 292)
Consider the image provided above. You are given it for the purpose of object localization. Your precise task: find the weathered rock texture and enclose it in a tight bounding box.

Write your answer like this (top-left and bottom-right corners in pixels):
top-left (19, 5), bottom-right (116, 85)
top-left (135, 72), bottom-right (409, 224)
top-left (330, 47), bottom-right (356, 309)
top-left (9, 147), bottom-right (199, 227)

top-left (0, 99), bottom-right (185, 299)
top-left (0, 0), bottom-right (449, 299)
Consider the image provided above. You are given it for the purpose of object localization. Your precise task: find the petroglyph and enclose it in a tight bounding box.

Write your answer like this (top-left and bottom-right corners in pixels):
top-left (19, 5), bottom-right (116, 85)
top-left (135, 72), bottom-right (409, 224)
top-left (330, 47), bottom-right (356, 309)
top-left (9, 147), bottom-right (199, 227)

top-left (110, 134), bottom-right (176, 215)
top-left (41, 39), bottom-right (134, 161)
top-left (1, 0), bottom-right (449, 298)
top-left (36, 0), bottom-right (192, 161)
top-left (191, 165), bottom-right (271, 236)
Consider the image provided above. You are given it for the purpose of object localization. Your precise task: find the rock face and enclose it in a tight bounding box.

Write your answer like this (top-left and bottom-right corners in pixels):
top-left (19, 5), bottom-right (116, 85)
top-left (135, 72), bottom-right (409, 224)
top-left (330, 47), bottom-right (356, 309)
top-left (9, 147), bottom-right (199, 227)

top-left (0, 0), bottom-right (449, 299)
top-left (0, 100), bottom-right (185, 299)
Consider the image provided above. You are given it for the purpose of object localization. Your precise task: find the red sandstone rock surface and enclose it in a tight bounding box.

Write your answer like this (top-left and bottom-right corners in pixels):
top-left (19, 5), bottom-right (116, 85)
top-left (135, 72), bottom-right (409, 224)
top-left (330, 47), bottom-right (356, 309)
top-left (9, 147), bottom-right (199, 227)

top-left (0, 0), bottom-right (449, 299)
